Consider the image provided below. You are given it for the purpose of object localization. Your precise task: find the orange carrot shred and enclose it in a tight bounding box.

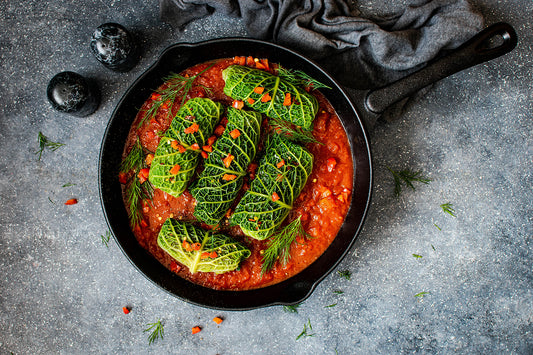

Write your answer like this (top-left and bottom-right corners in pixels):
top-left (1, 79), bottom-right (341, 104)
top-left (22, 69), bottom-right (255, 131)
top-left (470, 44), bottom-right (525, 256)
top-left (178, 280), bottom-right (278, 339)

top-left (213, 317), bottom-right (223, 324)
top-left (222, 174), bottom-right (237, 181)
top-left (207, 135), bottom-right (217, 145)
top-left (276, 159), bottom-right (285, 168)
top-left (202, 145), bottom-right (213, 152)
top-left (184, 123), bottom-right (200, 134)
top-left (169, 164), bottom-right (181, 175)
top-left (65, 198), bottom-right (78, 205)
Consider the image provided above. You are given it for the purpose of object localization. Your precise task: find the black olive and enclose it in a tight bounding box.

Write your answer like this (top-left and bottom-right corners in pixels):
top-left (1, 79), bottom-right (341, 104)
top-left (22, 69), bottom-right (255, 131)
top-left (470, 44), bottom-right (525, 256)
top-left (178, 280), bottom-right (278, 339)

top-left (89, 23), bottom-right (139, 72)
top-left (46, 71), bottom-right (100, 117)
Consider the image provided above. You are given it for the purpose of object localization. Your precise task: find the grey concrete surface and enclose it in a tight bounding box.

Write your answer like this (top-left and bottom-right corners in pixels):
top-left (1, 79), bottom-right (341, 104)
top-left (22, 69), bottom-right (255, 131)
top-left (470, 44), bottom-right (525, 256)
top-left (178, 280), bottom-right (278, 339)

top-left (0, 1), bottom-right (531, 354)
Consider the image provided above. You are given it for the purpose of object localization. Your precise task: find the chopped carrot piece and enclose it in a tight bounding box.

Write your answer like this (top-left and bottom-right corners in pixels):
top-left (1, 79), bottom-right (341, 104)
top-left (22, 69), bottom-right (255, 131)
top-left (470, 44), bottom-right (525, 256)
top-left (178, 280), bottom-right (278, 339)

top-left (201, 151), bottom-right (208, 159)
top-left (145, 154), bottom-right (154, 166)
top-left (170, 260), bottom-right (182, 273)
top-left (190, 143), bottom-right (200, 150)
top-left (207, 135), bottom-right (217, 145)
top-left (229, 129), bottom-right (241, 139)
top-left (202, 145), bottom-right (213, 152)
top-left (138, 168), bottom-right (150, 184)
top-left (234, 56), bottom-right (246, 66)
top-left (214, 125), bottom-right (225, 136)
top-left (276, 174), bottom-right (283, 181)
top-left (151, 93), bottom-right (161, 101)
top-left (254, 61), bottom-right (266, 70)
top-left (192, 326), bottom-right (202, 334)
top-left (253, 86), bottom-right (264, 94)
top-left (246, 56), bottom-right (254, 66)
top-left (213, 317), bottom-right (223, 324)
top-left (283, 92), bottom-right (292, 106)
top-left (326, 157), bottom-right (337, 172)
top-left (122, 307), bottom-right (130, 314)
top-left (140, 219), bottom-right (148, 228)
top-left (184, 123), bottom-right (200, 134)
top-left (276, 159), bottom-right (285, 168)
top-left (272, 192), bottom-right (280, 201)
top-left (191, 242), bottom-right (202, 251)
top-left (118, 172), bottom-right (128, 184)
top-left (247, 97), bottom-right (255, 105)
top-left (261, 93), bottom-right (272, 102)
top-left (65, 198), bottom-right (78, 205)
top-left (170, 140), bottom-right (180, 150)
top-left (232, 100), bottom-right (244, 110)
top-left (223, 154), bottom-right (234, 168)
top-left (222, 174), bottom-right (237, 181)
top-left (182, 240), bottom-right (192, 251)
top-left (169, 164), bottom-right (181, 175)
top-left (260, 58), bottom-right (270, 71)
top-left (200, 252), bottom-right (210, 259)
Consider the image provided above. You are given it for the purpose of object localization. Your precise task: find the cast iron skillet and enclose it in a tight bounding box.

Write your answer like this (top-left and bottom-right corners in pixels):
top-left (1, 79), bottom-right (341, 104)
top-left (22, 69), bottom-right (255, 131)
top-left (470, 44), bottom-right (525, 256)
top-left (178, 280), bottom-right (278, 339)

top-left (99, 23), bottom-right (516, 310)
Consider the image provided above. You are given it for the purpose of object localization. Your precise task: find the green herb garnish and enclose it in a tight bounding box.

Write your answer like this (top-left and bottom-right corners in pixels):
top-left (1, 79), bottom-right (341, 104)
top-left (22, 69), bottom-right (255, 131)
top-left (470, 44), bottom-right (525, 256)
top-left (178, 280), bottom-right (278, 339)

top-left (433, 223), bottom-right (441, 231)
top-left (412, 254), bottom-right (423, 259)
top-left (138, 63), bottom-right (215, 128)
top-left (431, 244), bottom-right (436, 251)
top-left (269, 116), bottom-right (322, 144)
top-left (35, 132), bottom-right (65, 161)
top-left (48, 197), bottom-right (55, 204)
top-left (144, 320), bottom-right (164, 345)
top-left (324, 303), bottom-right (337, 308)
top-left (101, 230), bottom-right (111, 247)
top-left (333, 290), bottom-right (344, 295)
top-left (440, 203), bottom-right (456, 217)
top-left (278, 66), bottom-right (331, 91)
top-left (283, 304), bottom-right (301, 313)
top-left (386, 167), bottom-right (431, 196)
top-left (337, 270), bottom-right (351, 280)
top-left (261, 216), bottom-right (311, 275)
top-left (414, 291), bottom-right (430, 298)
top-left (296, 319), bottom-right (315, 340)
top-left (62, 183), bottom-right (76, 187)
top-left (120, 138), bottom-right (154, 227)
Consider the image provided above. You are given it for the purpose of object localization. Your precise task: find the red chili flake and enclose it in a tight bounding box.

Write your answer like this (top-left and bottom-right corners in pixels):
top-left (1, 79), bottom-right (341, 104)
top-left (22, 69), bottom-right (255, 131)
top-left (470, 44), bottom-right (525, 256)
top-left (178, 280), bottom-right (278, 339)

top-left (64, 198), bottom-right (78, 205)
top-left (140, 219), bottom-right (148, 228)
top-left (151, 93), bottom-right (161, 101)
top-left (122, 307), bottom-right (130, 314)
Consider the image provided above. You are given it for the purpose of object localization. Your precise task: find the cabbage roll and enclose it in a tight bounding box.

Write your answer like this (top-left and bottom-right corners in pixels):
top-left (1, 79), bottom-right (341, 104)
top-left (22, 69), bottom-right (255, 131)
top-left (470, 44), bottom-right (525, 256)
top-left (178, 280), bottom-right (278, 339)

top-left (231, 135), bottom-right (314, 240)
top-left (222, 65), bottom-right (319, 131)
top-left (149, 98), bottom-right (223, 197)
top-left (190, 108), bottom-right (262, 225)
top-left (157, 218), bottom-right (251, 274)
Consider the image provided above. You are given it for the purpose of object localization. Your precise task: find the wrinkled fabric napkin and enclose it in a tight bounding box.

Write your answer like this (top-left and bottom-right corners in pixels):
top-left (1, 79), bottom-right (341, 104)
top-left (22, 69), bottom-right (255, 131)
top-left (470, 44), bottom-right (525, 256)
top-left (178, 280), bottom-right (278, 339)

top-left (159, 0), bottom-right (483, 124)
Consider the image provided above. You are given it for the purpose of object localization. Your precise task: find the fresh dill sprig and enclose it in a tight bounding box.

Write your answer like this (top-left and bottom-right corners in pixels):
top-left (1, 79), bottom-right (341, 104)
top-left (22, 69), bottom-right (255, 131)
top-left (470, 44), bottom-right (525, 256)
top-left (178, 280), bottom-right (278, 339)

top-left (48, 197), bottom-right (55, 204)
top-left (412, 254), bottom-right (423, 259)
top-left (278, 66), bottom-right (331, 91)
top-left (283, 304), bottom-right (301, 313)
top-left (144, 319), bottom-right (164, 345)
top-left (296, 319), bottom-right (315, 340)
top-left (120, 138), bottom-right (154, 227)
top-left (440, 203), bottom-right (456, 217)
top-left (324, 303), bottom-right (337, 308)
top-left (62, 183), bottom-right (76, 188)
top-left (337, 270), bottom-right (351, 280)
top-left (386, 166), bottom-right (431, 196)
top-left (269, 116), bottom-right (322, 144)
top-left (433, 223), bottom-right (441, 231)
top-left (138, 63), bottom-right (215, 128)
top-left (261, 216), bottom-right (311, 275)
top-left (100, 230), bottom-right (111, 247)
top-left (35, 132), bottom-right (65, 161)
top-left (414, 291), bottom-right (430, 298)
top-left (431, 244), bottom-right (436, 251)
top-left (333, 290), bottom-right (344, 295)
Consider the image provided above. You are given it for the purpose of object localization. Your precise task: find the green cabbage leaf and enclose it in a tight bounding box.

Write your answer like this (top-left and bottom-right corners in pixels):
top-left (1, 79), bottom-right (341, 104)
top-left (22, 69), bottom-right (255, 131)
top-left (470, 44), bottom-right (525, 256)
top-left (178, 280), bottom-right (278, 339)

top-left (157, 218), bottom-right (251, 274)
top-left (231, 135), bottom-right (314, 240)
top-left (190, 108), bottom-right (262, 225)
top-left (222, 65), bottom-right (319, 130)
top-left (148, 98), bottom-right (223, 197)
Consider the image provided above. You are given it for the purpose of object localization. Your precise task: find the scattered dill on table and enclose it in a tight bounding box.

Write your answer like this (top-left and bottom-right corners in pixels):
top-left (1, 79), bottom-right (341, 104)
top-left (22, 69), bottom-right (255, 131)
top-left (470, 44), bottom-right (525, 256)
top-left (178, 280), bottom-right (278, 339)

top-left (414, 291), bottom-right (430, 298)
top-left (386, 166), bottom-right (431, 196)
top-left (412, 254), bottom-right (423, 259)
top-left (100, 231), bottom-right (111, 248)
top-left (35, 132), bottom-right (65, 161)
top-left (296, 318), bottom-right (315, 340)
top-left (62, 183), bottom-right (76, 187)
top-left (337, 270), bottom-right (351, 280)
top-left (324, 303), bottom-right (337, 308)
top-left (144, 319), bottom-right (164, 345)
top-left (283, 304), bottom-right (301, 313)
top-left (440, 203), bottom-right (456, 217)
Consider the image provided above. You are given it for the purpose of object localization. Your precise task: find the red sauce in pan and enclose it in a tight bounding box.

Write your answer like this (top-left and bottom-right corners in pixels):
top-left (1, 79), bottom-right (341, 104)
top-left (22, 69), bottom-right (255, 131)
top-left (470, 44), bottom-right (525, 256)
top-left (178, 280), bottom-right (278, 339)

top-left (122, 58), bottom-right (353, 290)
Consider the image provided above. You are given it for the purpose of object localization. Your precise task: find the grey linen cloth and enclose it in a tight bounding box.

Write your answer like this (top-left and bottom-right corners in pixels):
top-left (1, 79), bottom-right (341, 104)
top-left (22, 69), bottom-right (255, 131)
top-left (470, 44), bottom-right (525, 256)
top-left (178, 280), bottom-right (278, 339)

top-left (159, 0), bottom-right (483, 124)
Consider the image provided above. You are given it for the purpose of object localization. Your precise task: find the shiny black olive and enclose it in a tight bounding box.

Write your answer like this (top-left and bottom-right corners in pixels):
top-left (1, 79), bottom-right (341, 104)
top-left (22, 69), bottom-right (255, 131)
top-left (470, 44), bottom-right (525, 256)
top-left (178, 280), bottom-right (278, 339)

top-left (46, 71), bottom-right (100, 117)
top-left (89, 23), bottom-right (138, 72)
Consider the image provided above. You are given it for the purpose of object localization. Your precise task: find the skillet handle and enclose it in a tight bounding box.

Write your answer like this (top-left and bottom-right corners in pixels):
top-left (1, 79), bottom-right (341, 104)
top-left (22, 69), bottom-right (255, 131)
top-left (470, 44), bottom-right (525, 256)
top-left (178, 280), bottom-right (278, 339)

top-left (364, 22), bottom-right (518, 114)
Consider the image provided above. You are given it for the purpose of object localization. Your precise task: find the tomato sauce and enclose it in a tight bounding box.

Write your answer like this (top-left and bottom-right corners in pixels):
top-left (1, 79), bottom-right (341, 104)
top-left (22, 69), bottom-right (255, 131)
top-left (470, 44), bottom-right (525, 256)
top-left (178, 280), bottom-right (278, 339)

top-left (122, 58), bottom-right (353, 290)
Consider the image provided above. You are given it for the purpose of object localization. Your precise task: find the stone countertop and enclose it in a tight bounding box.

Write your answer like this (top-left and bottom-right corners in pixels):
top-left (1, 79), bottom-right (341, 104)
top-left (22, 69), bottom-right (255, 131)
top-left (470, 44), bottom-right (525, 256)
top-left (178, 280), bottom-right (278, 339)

top-left (0, 1), bottom-right (531, 354)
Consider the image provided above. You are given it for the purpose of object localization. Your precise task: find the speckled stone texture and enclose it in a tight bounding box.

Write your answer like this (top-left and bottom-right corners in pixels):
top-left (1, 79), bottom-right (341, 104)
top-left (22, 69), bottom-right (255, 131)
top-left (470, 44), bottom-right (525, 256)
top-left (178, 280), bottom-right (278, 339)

top-left (0, 0), bottom-right (531, 354)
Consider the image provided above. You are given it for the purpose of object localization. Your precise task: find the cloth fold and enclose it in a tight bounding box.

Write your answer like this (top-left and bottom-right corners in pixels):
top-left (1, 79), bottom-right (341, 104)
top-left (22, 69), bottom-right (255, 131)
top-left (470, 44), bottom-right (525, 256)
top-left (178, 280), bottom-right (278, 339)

top-left (159, 0), bottom-right (483, 122)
